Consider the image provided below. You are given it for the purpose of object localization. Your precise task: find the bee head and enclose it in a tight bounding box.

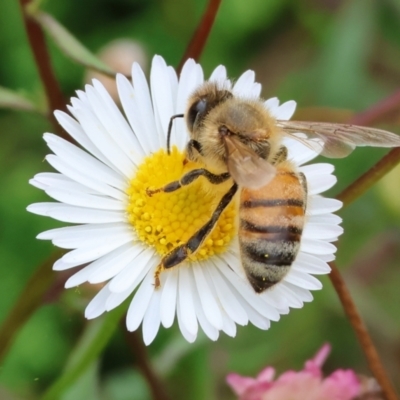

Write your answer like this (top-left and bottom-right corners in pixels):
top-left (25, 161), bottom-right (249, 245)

top-left (186, 82), bottom-right (233, 135)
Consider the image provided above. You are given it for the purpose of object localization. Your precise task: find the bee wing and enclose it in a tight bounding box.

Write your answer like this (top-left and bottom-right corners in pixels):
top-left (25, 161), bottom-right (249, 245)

top-left (277, 120), bottom-right (400, 158)
top-left (224, 135), bottom-right (276, 189)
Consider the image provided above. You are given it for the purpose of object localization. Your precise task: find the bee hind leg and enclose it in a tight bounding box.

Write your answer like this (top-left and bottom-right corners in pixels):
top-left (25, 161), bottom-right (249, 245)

top-left (153, 183), bottom-right (238, 288)
top-left (146, 169), bottom-right (230, 196)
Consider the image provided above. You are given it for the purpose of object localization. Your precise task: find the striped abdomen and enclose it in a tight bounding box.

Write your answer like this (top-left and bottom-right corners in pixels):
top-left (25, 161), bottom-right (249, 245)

top-left (239, 164), bottom-right (307, 293)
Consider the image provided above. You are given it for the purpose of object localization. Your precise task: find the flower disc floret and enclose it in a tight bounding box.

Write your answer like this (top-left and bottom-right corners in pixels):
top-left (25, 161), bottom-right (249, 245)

top-left (126, 146), bottom-right (237, 260)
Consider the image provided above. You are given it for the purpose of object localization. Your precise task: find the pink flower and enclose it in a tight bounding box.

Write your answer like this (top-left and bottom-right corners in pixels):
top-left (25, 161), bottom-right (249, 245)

top-left (226, 344), bottom-right (362, 400)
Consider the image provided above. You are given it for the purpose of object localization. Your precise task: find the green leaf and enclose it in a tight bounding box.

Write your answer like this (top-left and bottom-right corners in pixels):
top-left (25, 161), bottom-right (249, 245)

top-left (32, 11), bottom-right (117, 77)
top-left (42, 303), bottom-right (128, 400)
top-left (0, 86), bottom-right (44, 113)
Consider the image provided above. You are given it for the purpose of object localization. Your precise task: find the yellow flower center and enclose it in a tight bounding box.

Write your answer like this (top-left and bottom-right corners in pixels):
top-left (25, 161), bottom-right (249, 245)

top-left (126, 147), bottom-right (237, 261)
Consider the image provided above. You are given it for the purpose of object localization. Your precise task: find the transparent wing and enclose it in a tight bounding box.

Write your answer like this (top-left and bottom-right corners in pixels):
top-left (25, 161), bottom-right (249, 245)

top-left (224, 135), bottom-right (276, 189)
top-left (277, 120), bottom-right (400, 158)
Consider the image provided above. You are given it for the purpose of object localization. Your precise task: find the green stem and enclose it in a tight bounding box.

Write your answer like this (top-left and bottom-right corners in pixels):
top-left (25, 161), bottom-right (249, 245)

top-left (0, 252), bottom-right (58, 361)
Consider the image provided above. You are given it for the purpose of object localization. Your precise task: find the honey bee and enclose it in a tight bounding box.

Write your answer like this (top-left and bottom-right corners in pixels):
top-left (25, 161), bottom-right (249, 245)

top-left (148, 81), bottom-right (400, 292)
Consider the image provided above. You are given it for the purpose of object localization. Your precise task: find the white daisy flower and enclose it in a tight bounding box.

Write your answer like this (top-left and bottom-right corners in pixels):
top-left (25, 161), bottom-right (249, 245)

top-left (27, 55), bottom-right (343, 345)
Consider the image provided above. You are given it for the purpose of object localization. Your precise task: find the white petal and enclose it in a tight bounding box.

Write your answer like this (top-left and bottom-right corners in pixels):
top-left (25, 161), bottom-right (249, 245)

top-left (221, 311), bottom-right (237, 337)
top-left (54, 110), bottom-right (116, 169)
top-left (30, 173), bottom-right (100, 195)
top-left (282, 282), bottom-right (313, 302)
top-left (233, 294), bottom-right (271, 330)
top-left (73, 107), bottom-right (135, 178)
top-left (52, 225), bottom-right (133, 249)
top-left (303, 223), bottom-right (343, 240)
top-left (207, 262), bottom-right (248, 325)
top-left (177, 298), bottom-right (197, 343)
top-left (284, 269), bottom-right (323, 290)
top-left (63, 237), bottom-right (133, 266)
top-left (27, 202), bottom-right (125, 224)
top-left (273, 100), bottom-right (297, 120)
top-left (192, 263), bottom-right (223, 330)
top-left (91, 80), bottom-right (145, 162)
top-left (192, 288), bottom-right (219, 341)
top-left (307, 197), bottom-right (343, 215)
top-left (293, 252), bottom-right (331, 275)
top-left (177, 267), bottom-right (198, 336)
top-left (126, 266), bottom-right (157, 332)
top-left (307, 174), bottom-right (337, 195)
top-left (150, 56), bottom-right (176, 148)
top-left (142, 290), bottom-right (162, 345)
top-left (209, 65), bottom-right (227, 84)
top-left (89, 243), bottom-right (145, 283)
top-left (160, 268), bottom-right (178, 328)
top-left (264, 97), bottom-right (279, 114)
top-left (301, 163), bottom-right (337, 195)
top-left (53, 259), bottom-right (80, 271)
top-left (301, 238), bottom-right (337, 255)
top-left (106, 257), bottom-right (156, 311)
top-left (106, 285), bottom-right (134, 311)
top-left (85, 284), bottom-right (110, 319)
top-left (307, 213), bottom-right (342, 225)
top-left (233, 70), bottom-right (255, 97)
top-left (64, 251), bottom-right (133, 287)
top-left (117, 72), bottom-right (155, 154)
top-left (174, 59), bottom-right (203, 150)
top-left (45, 155), bottom-right (125, 200)
top-left (44, 133), bottom-right (127, 190)
top-left (272, 284), bottom-right (303, 309)
top-left (108, 248), bottom-right (155, 293)
top-left (38, 222), bottom-right (128, 241)
top-left (317, 253), bottom-right (336, 262)
top-left (215, 258), bottom-right (280, 321)
top-left (45, 188), bottom-right (125, 211)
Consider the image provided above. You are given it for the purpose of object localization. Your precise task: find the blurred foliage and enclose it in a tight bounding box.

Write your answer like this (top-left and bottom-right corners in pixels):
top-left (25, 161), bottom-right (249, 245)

top-left (0, 0), bottom-right (399, 399)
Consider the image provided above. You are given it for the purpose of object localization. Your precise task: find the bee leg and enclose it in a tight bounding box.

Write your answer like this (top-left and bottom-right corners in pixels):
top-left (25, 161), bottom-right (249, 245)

top-left (298, 172), bottom-right (308, 210)
top-left (186, 139), bottom-right (203, 161)
top-left (271, 145), bottom-right (288, 165)
top-left (154, 183), bottom-right (238, 288)
top-left (146, 169), bottom-right (230, 196)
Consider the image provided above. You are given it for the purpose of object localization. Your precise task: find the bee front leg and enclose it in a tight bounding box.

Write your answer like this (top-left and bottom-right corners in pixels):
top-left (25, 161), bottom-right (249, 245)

top-left (154, 183), bottom-right (238, 288)
top-left (146, 169), bottom-right (230, 196)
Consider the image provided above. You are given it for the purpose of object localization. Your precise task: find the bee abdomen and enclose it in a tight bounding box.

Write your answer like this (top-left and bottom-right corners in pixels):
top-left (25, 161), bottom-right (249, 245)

top-left (239, 167), bottom-right (306, 293)
top-left (241, 239), bottom-right (300, 293)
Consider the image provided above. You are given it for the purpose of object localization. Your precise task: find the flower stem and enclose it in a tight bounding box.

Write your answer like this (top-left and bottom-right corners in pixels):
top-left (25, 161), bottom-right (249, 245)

top-left (331, 92), bottom-right (400, 399)
top-left (349, 88), bottom-right (400, 126)
top-left (19, 0), bottom-right (67, 136)
top-left (123, 329), bottom-right (171, 400)
top-left (336, 147), bottom-right (400, 207)
top-left (328, 263), bottom-right (398, 400)
top-left (0, 252), bottom-right (58, 362)
top-left (178, 0), bottom-right (222, 73)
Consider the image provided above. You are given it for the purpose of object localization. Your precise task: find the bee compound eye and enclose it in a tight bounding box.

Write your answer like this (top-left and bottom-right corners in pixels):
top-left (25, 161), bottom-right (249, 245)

top-left (187, 99), bottom-right (208, 130)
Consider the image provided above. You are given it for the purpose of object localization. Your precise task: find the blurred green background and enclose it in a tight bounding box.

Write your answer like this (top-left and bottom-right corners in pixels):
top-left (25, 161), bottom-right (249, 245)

top-left (1, 0), bottom-right (400, 399)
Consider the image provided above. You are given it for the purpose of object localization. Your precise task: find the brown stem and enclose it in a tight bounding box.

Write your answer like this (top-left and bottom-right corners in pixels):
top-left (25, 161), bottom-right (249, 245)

top-left (349, 88), bottom-right (400, 126)
top-left (336, 147), bottom-right (400, 206)
top-left (178, 0), bottom-right (222, 73)
top-left (328, 263), bottom-right (398, 400)
top-left (123, 329), bottom-right (171, 400)
top-left (19, 0), bottom-right (67, 137)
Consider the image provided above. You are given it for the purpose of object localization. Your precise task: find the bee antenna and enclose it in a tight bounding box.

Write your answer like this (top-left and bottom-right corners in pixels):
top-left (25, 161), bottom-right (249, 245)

top-left (167, 114), bottom-right (184, 154)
